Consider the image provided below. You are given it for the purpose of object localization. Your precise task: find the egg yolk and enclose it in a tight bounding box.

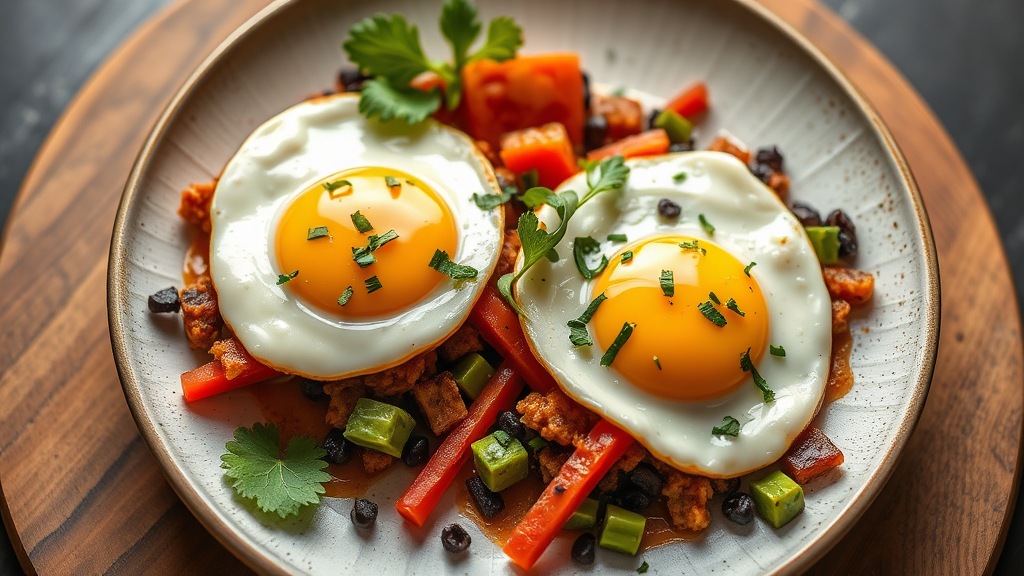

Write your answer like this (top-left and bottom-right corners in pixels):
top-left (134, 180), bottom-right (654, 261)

top-left (275, 166), bottom-right (458, 318)
top-left (590, 235), bottom-right (769, 401)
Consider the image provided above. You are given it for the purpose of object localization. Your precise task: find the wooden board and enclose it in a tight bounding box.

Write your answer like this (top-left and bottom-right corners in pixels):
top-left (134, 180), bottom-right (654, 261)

top-left (0, 0), bottom-right (1019, 574)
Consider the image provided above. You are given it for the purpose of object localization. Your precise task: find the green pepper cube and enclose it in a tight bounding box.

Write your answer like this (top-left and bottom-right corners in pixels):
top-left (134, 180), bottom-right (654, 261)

top-left (563, 497), bottom-right (600, 530)
top-left (750, 470), bottom-right (805, 528)
top-left (599, 504), bottom-right (646, 555)
top-left (653, 109), bottom-right (693, 144)
top-left (527, 436), bottom-right (549, 452)
top-left (451, 353), bottom-right (496, 399)
top-left (342, 398), bottom-right (415, 458)
top-left (471, 431), bottom-right (528, 492)
top-left (805, 226), bottom-right (841, 265)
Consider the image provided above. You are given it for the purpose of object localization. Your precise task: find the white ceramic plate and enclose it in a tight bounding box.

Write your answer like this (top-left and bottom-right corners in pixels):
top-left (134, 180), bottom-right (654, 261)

top-left (108, 0), bottom-right (939, 574)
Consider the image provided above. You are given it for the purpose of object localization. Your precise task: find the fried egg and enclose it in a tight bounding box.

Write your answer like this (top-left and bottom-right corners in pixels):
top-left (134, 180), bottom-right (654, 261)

top-left (210, 94), bottom-right (503, 379)
top-left (514, 152), bottom-right (831, 477)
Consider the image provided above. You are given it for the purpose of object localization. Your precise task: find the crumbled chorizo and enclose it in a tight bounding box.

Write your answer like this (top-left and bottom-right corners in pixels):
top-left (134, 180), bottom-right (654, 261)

top-left (177, 180), bottom-right (217, 232)
top-left (708, 134), bottom-right (751, 165)
top-left (333, 351), bottom-right (437, 397)
top-left (179, 277), bottom-right (222, 350)
top-left (537, 446), bottom-right (572, 484)
top-left (208, 338), bottom-right (256, 380)
top-left (323, 381), bottom-right (367, 429)
top-left (832, 299), bottom-right (851, 335)
top-left (517, 389), bottom-right (600, 448)
top-left (360, 447), bottom-right (394, 474)
top-left (410, 371), bottom-right (468, 435)
top-left (597, 443), bottom-right (649, 492)
top-left (590, 95), bottom-right (643, 143)
top-left (823, 267), bottom-right (874, 305)
top-left (437, 324), bottom-right (484, 363)
top-left (494, 230), bottom-right (521, 278)
top-left (767, 171), bottom-right (790, 196)
top-left (661, 471), bottom-right (714, 531)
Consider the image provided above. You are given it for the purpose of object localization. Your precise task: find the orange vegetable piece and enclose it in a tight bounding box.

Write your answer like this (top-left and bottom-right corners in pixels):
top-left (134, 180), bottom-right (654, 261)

top-left (586, 129), bottom-right (670, 161)
top-left (469, 284), bottom-right (556, 394)
top-left (780, 426), bottom-right (845, 485)
top-left (666, 82), bottom-right (709, 119)
top-left (499, 123), bottom-right (579, 189)
top-left (461, 54), bottom-right (586, 148)
top-left (708, 134), bottom-right (751, 164)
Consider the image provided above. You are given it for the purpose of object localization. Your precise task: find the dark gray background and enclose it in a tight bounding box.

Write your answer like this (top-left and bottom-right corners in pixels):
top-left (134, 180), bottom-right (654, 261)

top-left (1, 0), bottom-right (1022, 573)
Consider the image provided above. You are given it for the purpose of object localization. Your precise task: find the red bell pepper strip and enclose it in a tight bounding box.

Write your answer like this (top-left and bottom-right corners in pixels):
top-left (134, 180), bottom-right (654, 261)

top-left (469, 284), bottom-right (556, 394)
top-left (395, 363), bottom-right (525, 526)
top-left (180, 339), bottom-right (281, 402)
top-left (503, 419), bottom-right (635, 570)
top-left (586, 129), bottom-right (670, 162)
top-left (666, 81), bottom-right (709, 119)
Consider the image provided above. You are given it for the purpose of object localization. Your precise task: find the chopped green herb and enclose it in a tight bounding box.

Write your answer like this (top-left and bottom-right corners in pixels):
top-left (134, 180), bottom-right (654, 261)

top-left (726, 298), bottom-right (745, 316)
top-left (520, 168), bottom-right (539, 191)
top-left (679, 240), bottom-right (706, 255)
top-left (744, 261), bottom-right (757, 276)
top-left (545, 248), bottom-right (559, 262)
top-left (365, 275), bottom-right (383, 293)
top-left (709, 292), bottom-right (721, 305)
top-left (352, 229), bottom-right (400, 265)
top-left (220, 423), bottom-right (330, 518)
top-left (699, 213), bottom-right (715, 235)
top-left (573, 236), bottom-right (609, 280)
top-left (672, 171), bottom-right (688, 182)
top-left (637, 560), bottom-right (650, 574)
top-left (660, 269), bottom-right (674, 297)
top-left (741, 348), bottom-right (774, 402)
top-left (307, 226), bottom-right (329, 240)
top-left (600, 321), bottom-right (635, 367)
top-left (653, 356), bottom-right (662, 370)
top-left (350, 211), bottom-right (373, 233)
top-left (712, 416), bottom-right (741, 437)
top-left (698, 301), bottom-right (727, 327)
top-left (567, 293), bottom-right (607, 347)
top-left (322, 179), bottom-right (352, 192)
top-left (472, 188), bottom-right (515, 210)
top-left (770, 344), bottom-right (786, 357)
top-left (352, 247), bottom-right (377, 268)
top-left (621, 250), bottom-right (634, 263)
top-left (385, 175), bottom-right (401, 189)
top-left (337, 286), bottom-right (354, 306)
top-left (428, 248), bottom-right (478, 280)
top-left (611, 86), bottom-right (627, 97)
top-left (406, 180), bottom-right (416, 186)
top-left (607, 233), bottom-right (628, 242)
top-left (357, 78), bottom-right (442, 123)
top-left (277, 270), bottom-right (299, 285)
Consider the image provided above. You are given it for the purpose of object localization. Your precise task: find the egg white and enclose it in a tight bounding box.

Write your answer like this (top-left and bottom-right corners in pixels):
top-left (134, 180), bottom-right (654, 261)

top-left (210, 94), bottom-right (503, 379)
top-left (514, 152), bottom-right (831, 477)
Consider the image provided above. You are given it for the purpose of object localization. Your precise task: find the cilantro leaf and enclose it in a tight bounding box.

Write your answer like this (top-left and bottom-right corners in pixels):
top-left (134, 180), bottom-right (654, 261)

top-left (600, 321), bottom-right (636, 367)
top-left (582, 155), bottom-right (629, 203)
top-left (741, 348), bottom-right (775, 402)
top-left (343, 14), bottom-right (431, 85)
top-left (567, 292), bottom-right (607, 346)
top-left (468, 16), bottom-right (523, 63)
top-left (698, 301), bottom-right (727, 326)
top-left (712, 416), bottom-right (741, 437)
top-left (221, 423), bottom-right (330, 518)
top-left (358, 78), bottom-right (441, 124)
top-left (428, 248), bottom-right (478, 280)
top-left (277, 270), bottom-right (299, 285)
top-left (520, 185), bottom-right (554, 208)
top-left (770, 344), bottom-right (786, 357)
top-left (573, 236), bottom-right (608, 280)
top-left (472, 188), bottom-right (515, 210)
top-left (497, 273), bottom-right (525, 316)
top-left (440, 0), bottom-right (480, 68)
top-left (726, 298), bottom-right (745, 316)
top-left (385, 175), bottom-right (401, 189)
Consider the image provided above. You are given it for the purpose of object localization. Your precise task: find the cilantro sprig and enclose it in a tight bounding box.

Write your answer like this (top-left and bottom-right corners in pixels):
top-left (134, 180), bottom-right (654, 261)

top-left (221, 423), bottom-right (330, 518)
top-left (712, 416), bottom-right (741, 437)
top-left (343, 0), bottom-right (523, 123)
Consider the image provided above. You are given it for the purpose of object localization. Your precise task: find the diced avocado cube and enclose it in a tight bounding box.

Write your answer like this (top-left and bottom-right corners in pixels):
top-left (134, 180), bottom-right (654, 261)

top-left (451, 353), bottom-right (495, 399)
top-left (599, 504), bottom-right (646, 555)
top-left (342, 398), bottom-right (415, 458)
top-left (527, 436), bottom-right (549, 452)
top-left (805, 226), bottom-right (841, 264)
top-left (563, 497), bottom-right (600, 530)
top-left (750, 470), bottom-right (805, 528)
top-left (653, 109), bottom-right (693, 144)
top-left (471, 432), bottom-right (528, 492)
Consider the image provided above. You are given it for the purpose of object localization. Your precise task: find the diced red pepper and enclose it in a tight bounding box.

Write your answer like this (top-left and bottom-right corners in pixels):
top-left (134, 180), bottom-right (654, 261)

top-left (499, 123), bottom-right (580, 189)
top-left (503, 419), bottom-right (635, 569)
top-left (780, 426), bottom-right (845, 485)
top-left (395, 364), bottom-right (525, 526)
top-left (469, 284), bottom-right (556, 394)
top-left (586, 129), bottom-right (670, 162)
top-left (180, 357), bottom-right (280, 402)
top-left (666, 82), bottom-right (709, 119)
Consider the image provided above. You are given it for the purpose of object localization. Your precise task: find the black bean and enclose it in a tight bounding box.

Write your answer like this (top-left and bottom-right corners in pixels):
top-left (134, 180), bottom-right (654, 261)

top-left (668, 140), bottom-right (695, 153)
top-left (584, 115), bottom-right (609, 152)
top-left (582, 71), bottom-right (592, 111)
top-left (825, 209), bottom-right (858, 257)
top-left (790, 201), bottom-right (822, 227)
top-left (323, 428), bottom-right (354, 465)
top-left (722, 492), bottom-right (756, 525)
top-left (750, 162), bottom-right (773, 185)
top-left (496, 411), bottom-right (526, 441)
top-left (647, 108), bottom-right (662, 130)
top-left (350, 498), bottom-right (378, 529)
top-left (715, 477), bottom-right (741, 495)
top-left (338, 68), bottom-right (369, 92)
top-left (299, 378), bottom-right (328, 402)
top-left (465, 476), bottom-right (505, 518)
top-left (755, 146), bottom-right (785, 172)
top-left (402, 435), bottom-right (429, 467)
top-left (441, 523), bottom-right (471, 553)
top-left (616, 488), bottom-right (651, 514)
top-left (571, 533), bottom-right (596, 565)
top-left (148, 287), bottom-right (180, 313)
top-left (628, 463), bottom-right (663, 497)
top-left (658, 198), bottom-right (681, 219)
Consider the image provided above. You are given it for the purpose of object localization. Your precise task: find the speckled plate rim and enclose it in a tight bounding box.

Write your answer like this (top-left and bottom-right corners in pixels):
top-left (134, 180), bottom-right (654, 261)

top-left (106, 0), bottom-right (940, 574)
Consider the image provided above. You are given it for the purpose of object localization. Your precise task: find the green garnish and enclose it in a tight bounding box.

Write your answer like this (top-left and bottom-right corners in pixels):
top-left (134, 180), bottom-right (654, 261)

top-left (611, 86), bottom-right (627, 97)
top-left (660, 270), bottom-right (674, 297)
top-left (709, 292), bottom-right (721, 305)
top-left (385, 175), bottom-right (401, 189)
top-left (322, 179), bottom-right (352, 192)
top-left (351, 211), bottom-right (373, 233)
top-left (307, 226), bottom-right (329, 240)
top-left (637, 560), bottom-right (650, 574)
top-left (672, 171), bottom-right (688, 182)
top-left (699, 213), bottom-right (715, 235)
top-left (428, 248), bottom-right (478, 280)
top-left (520, 169), bottom-right (539, 192)
top-left (544, 248), bottom-right (559, 262)
top-left (406, 179), bottom-right (416, 186)
top-left (679, 240), bottom-right (706, 255)
top-left (726, 298), bottom-right (745, 316)
top-left (352, 248), bottom-right (376, 268)
top-left (221, 423), bottom-right (330, 518)
top-left (352, 229), bottom-right (400, 267)
top-left (770, 344), bottom-right (786, 357)
top-left (620, 250), bottom-right (634, 263)
top-left (573, 236), bottom-right (609, 280)
top-left (741, 347), bottom-right (774, 402)
top-left (744, 261), bottom-right (757, 276)
top-left (365, 275), bottom-right (383, 293)
top-left (277, 270), bottom-right (299, 285)
top-left (712, 416), bottom-right (741, 437)
top-left (472, 188), bottom-right (515, 209)
top-left (343, 0), bottom-right (523, 123)
top-left (567, 292), bottom-right (607, 347)
top-left (337, 286), bottom-right (354, 306)
top-left (519, 185), bottom-right (550, 208)
top-left (600, 321), bottom-right (635, 367)
top-left (698, 301), bottom-right (727, 327)
top-left (653, 356), bottom-right (661, 370)
top-left (607, 233), bottom-right (628, 242)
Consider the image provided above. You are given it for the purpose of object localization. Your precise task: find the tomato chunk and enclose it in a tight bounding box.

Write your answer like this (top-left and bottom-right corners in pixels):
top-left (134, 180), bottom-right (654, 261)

top-left (780, 426), bottom-right (845, 484)
top-left (499, 123), bottom-right (579, 189)
top-left (666, 82), bottom-right (709, 119)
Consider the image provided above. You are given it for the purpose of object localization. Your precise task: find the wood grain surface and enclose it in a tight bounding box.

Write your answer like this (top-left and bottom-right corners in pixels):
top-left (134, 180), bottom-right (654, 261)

top-left (0, 0), bottom-right (1019, 574)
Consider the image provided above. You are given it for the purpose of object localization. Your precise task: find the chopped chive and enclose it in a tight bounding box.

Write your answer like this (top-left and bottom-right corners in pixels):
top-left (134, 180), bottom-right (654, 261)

top-left (637, 560), bottom-right (650, 574)
top-left (573, 236), bottom-right (609, 280)
top-left (712, 416), bottom-right (741, 437)
top-left (337, 286), bottom-right (354, 306)
top-left (600, 321), bottom-right (635, 367)
top-left (352, 247), bottom-right (376, 268)
top-left (365, 275), bottom-right (383, 293)
top-left (672, 171), bottom-right (688, 182)
top-left (744, 261), bottom-right (757, 276)
top-left (770, 344), bottom-right (786, 357)
top-left (679, 240), bottom-right (706, 255)
top-left (660, 270), bottom-right (674, 297)
top-left (368, 229), bottom-right (398, 251)
top-left (607, 233), bottom-right (628, 242)
top-left (385, 176), bottom-right (400, 189)
top-left (350, 211), bottom-right (373, 233)
top-left (352, 229), bottom-right (400, 266)
top-left (741, 348), bottom-right (774, 402)
top-left (653, 356), bottom-right (662, 370)
top-left (726, 298), bottom-right (745, 316)
top-left (428, 249), bottom-right (478, 280)
top-left (620, 250), bottom-right (634, 263)
top-left (276, 270), bottom-right (298, 285)
top-left (699, 213), bottom-right (715, 235)
top-left (698, 301), bottom-right (727, 327)
top-left (322, 179), bottom-right (352, 192)
top-left (567, 293), bottom-right (607, 347)
top-left (405, 180), bottom-right (415, 186)
top-left (307, 226), bottom-right (329, 240)
top-left (709, 292), bottom-right (721, 305)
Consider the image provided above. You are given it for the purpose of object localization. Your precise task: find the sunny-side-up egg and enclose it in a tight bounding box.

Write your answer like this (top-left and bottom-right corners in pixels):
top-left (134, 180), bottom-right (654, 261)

top-left (209, 94), bottom-right (504, 379)
top-left (514, 152), bottom-right (832, 477)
